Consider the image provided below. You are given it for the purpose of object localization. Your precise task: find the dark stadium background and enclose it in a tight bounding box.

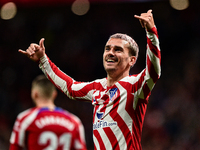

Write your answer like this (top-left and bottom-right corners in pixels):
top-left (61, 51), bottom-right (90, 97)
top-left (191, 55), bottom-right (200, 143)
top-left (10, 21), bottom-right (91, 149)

top-left (0, 0), bottom-right (200, 149)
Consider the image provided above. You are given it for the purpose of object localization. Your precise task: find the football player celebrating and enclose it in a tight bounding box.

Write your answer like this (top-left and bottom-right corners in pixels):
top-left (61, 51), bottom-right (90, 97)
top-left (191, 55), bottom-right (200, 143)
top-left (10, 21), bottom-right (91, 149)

top-left (19, 10), bottom-right (161, 150)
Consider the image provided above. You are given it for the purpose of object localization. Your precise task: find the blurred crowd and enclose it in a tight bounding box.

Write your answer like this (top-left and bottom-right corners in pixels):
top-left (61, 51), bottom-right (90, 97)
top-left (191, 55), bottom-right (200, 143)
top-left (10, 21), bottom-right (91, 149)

top-left (0, 1), bottom-right (200, 150)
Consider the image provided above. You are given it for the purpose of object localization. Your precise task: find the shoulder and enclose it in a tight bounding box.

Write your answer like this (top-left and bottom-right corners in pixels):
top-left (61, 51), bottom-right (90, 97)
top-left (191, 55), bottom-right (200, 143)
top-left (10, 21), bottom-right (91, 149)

top-left (94, 78), bottom-right (107, 88)
top-left (57, 108), bottom-right (82, 125)
top-left (72, 78), bottom-right (106, 90)
top-left (94, 78), bottom-right (106, 83)
top-left (13, 108), bottom-right (39, 133)
top-left (61, 108), bottom-right (81, 121)
top-left (120, 74), bottom-right (143, 84)
top-left (17, 107), bottom-right (39, 121)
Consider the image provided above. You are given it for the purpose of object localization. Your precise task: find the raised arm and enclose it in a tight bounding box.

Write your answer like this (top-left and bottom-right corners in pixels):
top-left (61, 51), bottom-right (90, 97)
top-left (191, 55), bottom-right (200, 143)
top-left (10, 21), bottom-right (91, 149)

top-left (134, 10), bottom-right (161, 98)
top-left (18, 38), bottom-right (93, 102)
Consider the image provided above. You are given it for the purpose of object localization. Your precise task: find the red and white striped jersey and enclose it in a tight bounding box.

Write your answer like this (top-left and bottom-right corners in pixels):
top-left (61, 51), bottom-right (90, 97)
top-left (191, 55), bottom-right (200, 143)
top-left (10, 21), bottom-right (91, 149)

top-left (39, 27), bottom-right (161, 150)
top-left (9, 107), bottom-right (87, 150)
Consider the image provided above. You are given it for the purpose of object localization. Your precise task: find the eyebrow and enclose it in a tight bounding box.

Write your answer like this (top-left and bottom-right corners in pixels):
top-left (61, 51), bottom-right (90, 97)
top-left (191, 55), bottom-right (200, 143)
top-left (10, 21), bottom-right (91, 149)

top-left (105, 45), bottom-right (123, 49)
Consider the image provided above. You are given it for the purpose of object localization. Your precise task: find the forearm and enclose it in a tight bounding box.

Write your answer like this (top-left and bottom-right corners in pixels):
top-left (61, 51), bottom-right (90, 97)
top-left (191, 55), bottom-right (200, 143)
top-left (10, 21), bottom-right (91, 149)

top-left (39, 55), bottom-right (75, 99)
top-left (39, 55), bottom-right (93, 101)
top-left (145, 26), bottom-right (161, 89)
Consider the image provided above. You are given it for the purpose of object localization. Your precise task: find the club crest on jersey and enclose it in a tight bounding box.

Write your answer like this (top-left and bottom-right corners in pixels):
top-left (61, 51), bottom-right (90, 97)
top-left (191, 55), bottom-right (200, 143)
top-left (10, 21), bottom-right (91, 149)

top-left (109, 88), bottom-right (119, 102)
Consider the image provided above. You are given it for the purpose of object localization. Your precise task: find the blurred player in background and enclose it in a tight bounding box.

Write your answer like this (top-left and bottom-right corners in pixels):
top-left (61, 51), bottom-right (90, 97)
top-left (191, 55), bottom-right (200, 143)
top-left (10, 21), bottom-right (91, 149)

top-left (9, 75), bottom-right (87, 150)
top-left (19, 10), bottom-right (161, 150)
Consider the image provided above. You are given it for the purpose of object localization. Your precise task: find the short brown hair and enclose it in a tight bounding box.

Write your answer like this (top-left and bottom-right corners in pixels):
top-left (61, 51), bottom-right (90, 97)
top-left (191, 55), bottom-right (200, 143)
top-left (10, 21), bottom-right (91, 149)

top-left (32, 75), bottom-right (56, 98)
top-left (109, 33), bottom-right (139, 58)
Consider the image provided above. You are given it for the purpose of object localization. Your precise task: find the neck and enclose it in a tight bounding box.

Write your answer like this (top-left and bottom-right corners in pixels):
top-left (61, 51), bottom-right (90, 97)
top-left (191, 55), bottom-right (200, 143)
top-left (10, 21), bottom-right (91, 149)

top-left (35, 99), bottom-right (55, 110)
top-left (107, 71), bottom-right (129, 87)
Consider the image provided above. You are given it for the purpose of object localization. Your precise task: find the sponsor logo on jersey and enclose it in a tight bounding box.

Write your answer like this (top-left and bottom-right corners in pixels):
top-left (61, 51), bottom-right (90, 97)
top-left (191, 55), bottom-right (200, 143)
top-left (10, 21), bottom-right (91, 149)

top-left (96, 111), bottom-right (104, 120)
top-left (93, 120), bottom-right (117, 130)
top-left (109, 88), bottom-right (119, 102)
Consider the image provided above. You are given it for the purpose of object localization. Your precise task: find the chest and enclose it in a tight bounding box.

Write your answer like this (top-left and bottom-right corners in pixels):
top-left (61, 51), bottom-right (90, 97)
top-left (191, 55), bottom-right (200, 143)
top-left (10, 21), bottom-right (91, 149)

top-left (92, 83), bottom-right (135, 120)
top-left (92, 81), bottom-right (135, 104)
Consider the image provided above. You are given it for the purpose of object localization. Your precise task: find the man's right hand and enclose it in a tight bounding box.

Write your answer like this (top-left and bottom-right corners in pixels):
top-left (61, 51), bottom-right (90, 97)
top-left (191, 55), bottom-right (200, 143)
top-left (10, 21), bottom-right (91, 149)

top-left (18, 38), bottom-right (45, 62)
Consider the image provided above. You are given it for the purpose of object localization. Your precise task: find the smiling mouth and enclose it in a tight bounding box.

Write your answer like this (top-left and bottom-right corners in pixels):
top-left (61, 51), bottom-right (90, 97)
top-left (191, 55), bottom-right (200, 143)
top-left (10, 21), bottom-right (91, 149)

top-left (106, 59), bottom-right (115, 62)
top-left (105, 56), bottom-right (118, 63)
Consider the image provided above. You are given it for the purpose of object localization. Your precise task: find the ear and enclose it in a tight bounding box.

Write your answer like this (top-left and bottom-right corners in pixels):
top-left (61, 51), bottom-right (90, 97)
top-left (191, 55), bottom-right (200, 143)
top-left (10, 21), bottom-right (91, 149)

top-left (52, 90), bottom-right (57, 100)
top-left (31, 89), bottom-right (39, 100)
top-left (129, 56), bottom-right (136, 67)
